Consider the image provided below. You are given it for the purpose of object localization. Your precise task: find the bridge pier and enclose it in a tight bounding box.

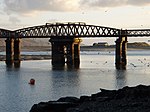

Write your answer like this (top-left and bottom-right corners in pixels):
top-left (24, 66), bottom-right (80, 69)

top-left (74, 43), bottom-right (80, 68)
top-left (50, 38), bottom-right (81, 69)
top-left (5, 38), bottom-right (21, 67)
top-left (5, 38), bottom-right (14, 67)
top-left (115, 34), bottom-right (127, 69)
top-left (122, 40), bottom-right (127, 67)
top-left (66, 38), bottom-right (81, 68)
top-left (14, 38), bottom-right (21, 68)
top-left (51, 40), bottom-right (65, 67)
top-left (66, 43), bottom-right (74, 67)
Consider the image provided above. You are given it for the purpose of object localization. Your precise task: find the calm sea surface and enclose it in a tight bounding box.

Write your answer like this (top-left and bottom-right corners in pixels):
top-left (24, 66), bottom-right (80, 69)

top-left (0, 50), bottom-right (150, 112)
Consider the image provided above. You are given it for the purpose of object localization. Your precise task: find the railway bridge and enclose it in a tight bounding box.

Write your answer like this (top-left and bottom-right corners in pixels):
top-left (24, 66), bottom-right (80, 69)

top-left (1, 22), bottom-right (150, 69)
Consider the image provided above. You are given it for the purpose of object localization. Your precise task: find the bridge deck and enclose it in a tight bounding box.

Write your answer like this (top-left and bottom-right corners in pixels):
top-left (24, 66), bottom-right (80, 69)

top-left (0, 23), bottom-right (150, 38)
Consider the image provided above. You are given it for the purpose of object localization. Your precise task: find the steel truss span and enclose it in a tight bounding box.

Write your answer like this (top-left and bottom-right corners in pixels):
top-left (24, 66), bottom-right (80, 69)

top-left (0, 22), bottom-right (150, 38)
top-left (126, 29), bottom-right (150, 37)
top-left (0, 29), bottom-right (12, 38)
top-left (14, 23), bottom-right (120, 38)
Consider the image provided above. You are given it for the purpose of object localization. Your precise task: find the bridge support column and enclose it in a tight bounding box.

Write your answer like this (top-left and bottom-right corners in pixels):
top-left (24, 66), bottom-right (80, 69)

top-left (66, 43), bottom-right (74, 67)
top-left (115, 35), bottom-right (127, 69)
top-left (5, 38), bottom-right (14, 67)
top-left (74, 44), bottom-right (80, 68)
top-left (14, 38), bottom-right (21, 68)
top-left (51, 41), bottom-right (65, 67)
top-left (50, 38), bottom-right (81, 69)
top-left (66, 38), bottom-right (81, 69)
top-left (122, 39), bottom-right (127, 67)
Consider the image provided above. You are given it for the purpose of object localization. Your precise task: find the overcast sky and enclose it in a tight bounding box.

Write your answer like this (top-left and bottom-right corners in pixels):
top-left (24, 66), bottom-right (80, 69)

top-left (1, 0), bottom-right (150, 45)
top-left (0, 0), bottom-right (150, 30)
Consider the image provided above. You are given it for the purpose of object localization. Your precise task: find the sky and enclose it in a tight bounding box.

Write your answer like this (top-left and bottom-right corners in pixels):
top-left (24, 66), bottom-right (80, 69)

top-left (1, 0), bottom-right (150, 45)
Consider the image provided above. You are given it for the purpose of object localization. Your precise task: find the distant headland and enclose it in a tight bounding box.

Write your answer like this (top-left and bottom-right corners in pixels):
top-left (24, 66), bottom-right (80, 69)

top-left (81, 42), bottom-right (150, 51)
top-left (0, 39), bottom-right (149, 61)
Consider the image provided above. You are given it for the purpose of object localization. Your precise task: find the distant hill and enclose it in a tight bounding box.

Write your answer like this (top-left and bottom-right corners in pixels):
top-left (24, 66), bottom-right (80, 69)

top-left (0, 38), bottom-right (50, 46)
top-left (127, 42), bottom-right (150, 47)
top-left (91, 42), bottom-right (150, 48)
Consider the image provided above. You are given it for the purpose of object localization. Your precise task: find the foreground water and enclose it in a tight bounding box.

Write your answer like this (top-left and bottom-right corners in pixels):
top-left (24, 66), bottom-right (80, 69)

top-left (0, 50), bottom-right (150, 112)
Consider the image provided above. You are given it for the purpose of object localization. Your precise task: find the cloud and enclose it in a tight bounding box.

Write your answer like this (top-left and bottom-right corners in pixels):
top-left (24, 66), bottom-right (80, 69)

top-left (3, 0), bottom-right (78, 15)
top-left (9, 16), bottom-right (21, 24)
top-left (79, 0), bottom-right (150, 8)
top-left (47, 19), bottom-right (58, 23)
top-left (127, 0), bottom-right (150, 6)
top-left (4, 0), bottom-right (150, 15)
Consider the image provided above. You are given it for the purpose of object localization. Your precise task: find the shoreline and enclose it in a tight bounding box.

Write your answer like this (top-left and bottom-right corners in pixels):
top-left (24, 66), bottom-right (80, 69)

top-left (0, 45), bottom-right (150, 52)
top-left (0, 55), bottom-right (51, 61)
top-left (81, 46), bottom-right (150, 51)
top-left (0, 46), bottom-right (149, 61)
top-left (30, 85), bottom-right (150, 112)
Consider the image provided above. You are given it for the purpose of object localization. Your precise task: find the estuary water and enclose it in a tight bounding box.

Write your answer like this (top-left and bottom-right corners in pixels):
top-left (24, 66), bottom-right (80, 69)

top-left (0, 50), bottom-right (150, 112)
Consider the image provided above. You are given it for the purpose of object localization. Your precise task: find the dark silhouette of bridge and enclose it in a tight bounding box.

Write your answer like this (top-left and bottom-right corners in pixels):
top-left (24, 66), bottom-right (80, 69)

top-left (1, 22), bottom-right (150, 38)
top-left (1, 22), bottom-right (150, 69)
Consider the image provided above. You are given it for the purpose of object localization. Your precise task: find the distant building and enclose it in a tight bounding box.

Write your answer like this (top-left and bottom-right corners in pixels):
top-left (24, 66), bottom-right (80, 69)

top-left (93, 42), bottom-right (109, 47)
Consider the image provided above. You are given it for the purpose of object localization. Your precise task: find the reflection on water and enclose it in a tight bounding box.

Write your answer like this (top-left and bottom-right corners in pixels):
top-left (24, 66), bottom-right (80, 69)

top-left (52, 64), bottom-right (80, 71)
top-left (0, 50), bottom-right (150, 112)
top-left (50, 69), bottom-right (80, 99)
top-left (115, 70), bottom-right (127, 89)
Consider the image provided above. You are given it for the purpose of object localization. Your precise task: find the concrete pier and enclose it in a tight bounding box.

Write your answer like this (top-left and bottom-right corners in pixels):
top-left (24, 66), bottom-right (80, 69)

top-left (74, 44), bottom-right (80, 68)
top-left (66, 38), bottom-right (81, 68)
top-left (66, 43), bottom-right (74, 67)
top-left (50, 39), bottom-right (65, 67)
top-left (5, 38), bottom-right (14, 67)
top-left (122, 39), bottom-right (127, 67)
top-left (50, 38), bottom-right (81, 69)
top-left (14, 38), bottom-right (21, 68)
top-left (115, 31), bottom-right (127, 69)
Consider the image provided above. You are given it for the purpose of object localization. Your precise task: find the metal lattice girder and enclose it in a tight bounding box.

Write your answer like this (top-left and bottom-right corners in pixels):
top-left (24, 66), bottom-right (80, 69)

top-left (14, 23), bottom-right (120, 38)
top-left (1, 22), bottom-right (150, 38)
top-left (0, 29), bottom-right (12, 37)
top-left (126, 29), bottom-right (150, 37)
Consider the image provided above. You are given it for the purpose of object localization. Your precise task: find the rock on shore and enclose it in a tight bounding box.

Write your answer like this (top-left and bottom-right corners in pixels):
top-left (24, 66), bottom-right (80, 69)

top-left (30, 85), bottom-right (150, 112)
